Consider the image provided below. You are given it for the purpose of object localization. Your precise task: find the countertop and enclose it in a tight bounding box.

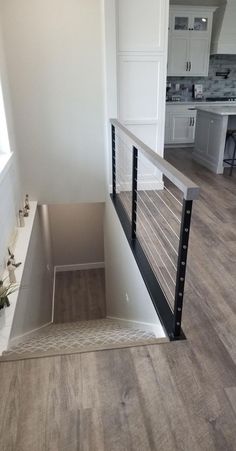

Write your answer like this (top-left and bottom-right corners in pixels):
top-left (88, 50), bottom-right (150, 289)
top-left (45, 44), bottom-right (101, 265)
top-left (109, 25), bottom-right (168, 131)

top-left (196, 106), bottom-right (236, 116)
top-left (166, 100), bottom-right (236, 106)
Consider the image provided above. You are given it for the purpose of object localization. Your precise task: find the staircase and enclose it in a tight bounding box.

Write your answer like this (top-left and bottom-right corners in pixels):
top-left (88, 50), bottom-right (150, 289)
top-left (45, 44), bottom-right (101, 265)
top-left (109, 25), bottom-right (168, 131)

top-left (1, 319), bottom-right (165, 361)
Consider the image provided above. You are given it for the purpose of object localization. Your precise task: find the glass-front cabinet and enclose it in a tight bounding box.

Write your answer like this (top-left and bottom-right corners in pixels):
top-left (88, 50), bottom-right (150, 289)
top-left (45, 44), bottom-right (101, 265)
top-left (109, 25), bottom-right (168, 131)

top-left (174, 16), bottom-right (189, 31)
top-left (168, 6), bottom-right (216, 76)
top-left (171, 11), bottom-right (211, 34)
top-left (193, 16), bottom-right (208, 32)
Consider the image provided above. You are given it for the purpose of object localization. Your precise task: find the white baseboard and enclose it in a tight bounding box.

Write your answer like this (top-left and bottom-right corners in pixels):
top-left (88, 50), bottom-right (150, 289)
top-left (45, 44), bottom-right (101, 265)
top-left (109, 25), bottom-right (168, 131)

top-left (8, 322), bottom-right (52, 348)
top-left (55, 262), bottom-right (105, 273)
top-left (165, 144), bottom-right (194, 149)
top-left (138, 180), bottom-right (164, 191)
top-left (192, 152), bottom-right (223, 174)
top-left (106, 316), bottom-right (166, 339)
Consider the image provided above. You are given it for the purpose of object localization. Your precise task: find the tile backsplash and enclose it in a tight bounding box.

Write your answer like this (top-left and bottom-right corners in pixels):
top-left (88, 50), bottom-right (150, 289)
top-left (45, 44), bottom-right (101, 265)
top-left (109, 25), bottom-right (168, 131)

top-left (167, 55), bottom-right (236, 100)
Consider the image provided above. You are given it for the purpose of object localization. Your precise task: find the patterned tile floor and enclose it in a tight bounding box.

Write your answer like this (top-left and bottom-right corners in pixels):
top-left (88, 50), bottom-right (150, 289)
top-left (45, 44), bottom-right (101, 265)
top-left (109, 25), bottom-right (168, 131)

top-left (1, 319), bottom-right (167, 361)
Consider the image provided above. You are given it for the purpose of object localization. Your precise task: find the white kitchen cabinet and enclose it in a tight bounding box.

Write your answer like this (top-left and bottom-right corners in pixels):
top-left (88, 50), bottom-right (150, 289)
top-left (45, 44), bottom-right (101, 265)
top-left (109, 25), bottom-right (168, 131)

top-left (165, 101), bottom-right (235, 147)
top-left (189, 37), bottom-right (209, 76)
top-left (168, 36), bottom-right (189, 75)
top-left (167, 6), bottom-right (216, 76)
top-left (170, 10), bottom-right (212, 34)
top-left (165, 105), bottom-right (196, 145)
top-left (116, 0), bottom-right (169, 189)
top-left (193, 109), bottom-right (229, 173)
top-left (170, 113), bottom-right (196, 143)
top-left (207, 117), bottom-right (223, 161)
top-left (196, 114), bottom-right (224, 164)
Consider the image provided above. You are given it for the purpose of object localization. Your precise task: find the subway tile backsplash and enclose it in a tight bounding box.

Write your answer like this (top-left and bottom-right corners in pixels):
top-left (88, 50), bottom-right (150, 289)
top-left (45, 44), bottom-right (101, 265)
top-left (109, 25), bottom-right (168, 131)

top-left (167, 55), bottom-right (236, 100)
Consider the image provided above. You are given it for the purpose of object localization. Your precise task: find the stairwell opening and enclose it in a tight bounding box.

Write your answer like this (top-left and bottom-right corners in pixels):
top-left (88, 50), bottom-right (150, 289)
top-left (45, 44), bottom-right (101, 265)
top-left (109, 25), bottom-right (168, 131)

top-left (1, 202), bottom-right (167, 361)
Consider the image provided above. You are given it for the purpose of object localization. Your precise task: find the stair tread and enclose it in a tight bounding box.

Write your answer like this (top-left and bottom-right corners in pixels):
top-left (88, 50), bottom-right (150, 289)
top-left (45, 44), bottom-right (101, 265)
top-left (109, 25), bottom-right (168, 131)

top-left (2, 319), bottom-right (165, 360)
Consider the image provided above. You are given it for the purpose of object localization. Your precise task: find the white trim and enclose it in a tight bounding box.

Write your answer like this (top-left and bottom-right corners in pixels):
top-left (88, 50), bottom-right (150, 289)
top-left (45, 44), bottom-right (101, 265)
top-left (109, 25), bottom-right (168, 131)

top-left (8, 321), bottom-right (52, 348)
top-left (170, 5), bottom-right (217, 13)
top-left (138, 180), bottom-right (164, 191)
top-left (106, 316), bottom-right (166, 339)
top-left (51, 266), bottom-right (56, 322)
top-left (165, 144), bottom-right (194, 149)
top-left (55, 262), bottom-right (105, 273)
top-left (118, 181), bottom-right (164, 191)
top-left (192, 152), bottom-right (224, 174)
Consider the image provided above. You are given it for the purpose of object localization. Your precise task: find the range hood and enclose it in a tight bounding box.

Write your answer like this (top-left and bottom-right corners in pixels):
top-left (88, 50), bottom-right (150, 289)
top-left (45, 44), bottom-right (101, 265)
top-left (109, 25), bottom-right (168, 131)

top-left (211, 0), bottom-right (236, 54)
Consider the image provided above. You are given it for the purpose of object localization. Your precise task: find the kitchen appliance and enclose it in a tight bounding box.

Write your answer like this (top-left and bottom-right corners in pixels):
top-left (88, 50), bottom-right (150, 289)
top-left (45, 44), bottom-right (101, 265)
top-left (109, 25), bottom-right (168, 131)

top-left (193, 84), bottom-right (204, 99)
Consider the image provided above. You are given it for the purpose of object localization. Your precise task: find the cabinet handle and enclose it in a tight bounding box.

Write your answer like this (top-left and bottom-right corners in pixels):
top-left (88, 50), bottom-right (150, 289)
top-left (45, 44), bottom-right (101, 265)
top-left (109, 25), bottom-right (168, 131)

top-left (189, 61), bottom-right (192, 71)
top-left (186, 61), bottom-right (189, 71)
top-left (192, 117), bottom-right (195, 126)
top-left (189, 117), bottom-right (192, 126)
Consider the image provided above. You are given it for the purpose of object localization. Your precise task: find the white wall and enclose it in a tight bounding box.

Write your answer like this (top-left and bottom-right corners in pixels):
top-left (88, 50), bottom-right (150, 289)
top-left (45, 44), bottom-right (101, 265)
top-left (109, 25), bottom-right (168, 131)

top-left (0, 19), bottom-right (53, 343)
top-left (104, 196), bottom-right (165, 334)
top-left (0, 160), bottom-right (20, 276)
top-left (48, 203), bottom-right (105, 266)
top-left (0, 20), bottom-right (22, 276)
top-left (0, 0), bottom-right (106, 204)
top-left (10, 207), bottom-right (53, 342)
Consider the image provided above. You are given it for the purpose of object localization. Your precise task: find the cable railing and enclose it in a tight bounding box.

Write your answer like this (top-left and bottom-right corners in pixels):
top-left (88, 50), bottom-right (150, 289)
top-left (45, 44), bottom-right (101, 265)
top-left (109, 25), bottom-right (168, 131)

top-left (111, 119), bottom-right (199, 340)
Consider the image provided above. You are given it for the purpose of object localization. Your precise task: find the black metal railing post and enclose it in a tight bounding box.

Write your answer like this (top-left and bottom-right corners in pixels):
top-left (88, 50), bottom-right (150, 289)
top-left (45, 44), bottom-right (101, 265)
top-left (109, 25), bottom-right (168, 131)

top-left (131, 146), bottom-right (138, 239)
top-left (173, 199), bottom-right (193, 338)
top-left (112, 124), bottom-right (116, 197)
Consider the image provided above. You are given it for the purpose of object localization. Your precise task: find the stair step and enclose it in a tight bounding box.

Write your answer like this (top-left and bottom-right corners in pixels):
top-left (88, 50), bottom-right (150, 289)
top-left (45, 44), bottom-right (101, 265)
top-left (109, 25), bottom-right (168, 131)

top-left (1, 319), bottom-right (167, 361)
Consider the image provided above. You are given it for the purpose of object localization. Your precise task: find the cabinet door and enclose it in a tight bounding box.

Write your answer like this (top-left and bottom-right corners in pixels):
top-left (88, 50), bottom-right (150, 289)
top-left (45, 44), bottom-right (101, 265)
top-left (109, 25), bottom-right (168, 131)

top-left (191, 13), bottom-right (211, 34)
top-left (194, 112), bottom-right (209, 154)
top-left (207, 117), bottom-right (223, 160)
top-left (171, 13), bottom-right (190, 33)
top-left (164, 111), bottom-right (171, 144)
top-left (118, 0), bottom-right (167, 53)
top-left (189, 38), bottom-right (209, 76)
top-left (167, 36), bottom-right (189, 76)
top-left (170, 113), bottom-right (195, 144)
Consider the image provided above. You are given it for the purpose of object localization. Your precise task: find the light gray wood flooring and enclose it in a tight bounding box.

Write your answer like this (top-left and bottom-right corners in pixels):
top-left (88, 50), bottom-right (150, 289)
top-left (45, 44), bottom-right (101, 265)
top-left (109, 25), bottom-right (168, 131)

top-left (54, 269), bottom-right (106, 323)
top-left (0, 149), bottom-right (236, 450)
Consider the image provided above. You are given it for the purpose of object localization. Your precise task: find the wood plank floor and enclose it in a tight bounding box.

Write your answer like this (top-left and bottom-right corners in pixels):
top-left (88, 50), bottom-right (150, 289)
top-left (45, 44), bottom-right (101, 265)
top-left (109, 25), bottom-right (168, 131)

top-left (54, 269), bottom-right (106, 323)
top-left (0, 149), bottom-right (236, 450)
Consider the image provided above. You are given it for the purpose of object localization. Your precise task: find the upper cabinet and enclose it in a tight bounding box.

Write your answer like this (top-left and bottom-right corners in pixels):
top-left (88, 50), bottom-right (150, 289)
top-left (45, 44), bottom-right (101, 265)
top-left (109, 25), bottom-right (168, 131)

top-left (171, 11), bottom-right (211, 34)
top-left (117, 0), bottom-right (168, 54)
top-left (117, 0), bottom-right (169, 153)
top-left (168, 6), bottom-right (216, 77)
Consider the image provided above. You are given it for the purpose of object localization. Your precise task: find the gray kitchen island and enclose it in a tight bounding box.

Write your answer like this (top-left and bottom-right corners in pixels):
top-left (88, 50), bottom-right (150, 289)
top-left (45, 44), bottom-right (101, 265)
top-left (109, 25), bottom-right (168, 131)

top-left (193, 106), bottom-right (236, 174)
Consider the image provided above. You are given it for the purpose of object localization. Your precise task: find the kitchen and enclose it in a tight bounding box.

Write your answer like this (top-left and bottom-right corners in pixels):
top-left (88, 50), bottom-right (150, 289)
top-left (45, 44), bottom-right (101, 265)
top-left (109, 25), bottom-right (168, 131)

top-left (165, 0), bottom-right (236, 176)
